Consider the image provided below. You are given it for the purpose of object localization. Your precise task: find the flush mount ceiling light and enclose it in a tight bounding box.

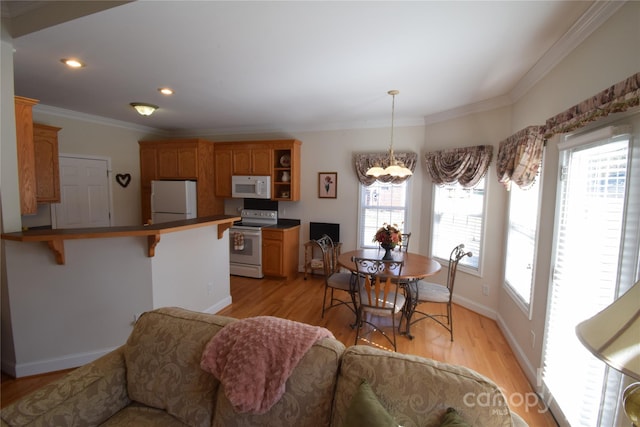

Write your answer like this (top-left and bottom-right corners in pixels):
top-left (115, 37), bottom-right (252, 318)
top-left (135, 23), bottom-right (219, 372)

top-left (158, 87), bottom-right (174, 95)
top-left (60, 58), bottom-right (85, 68)
top-left (130, 102), bottom-right (158, 116)
top-left (366, 90), bottom-right (413, 178)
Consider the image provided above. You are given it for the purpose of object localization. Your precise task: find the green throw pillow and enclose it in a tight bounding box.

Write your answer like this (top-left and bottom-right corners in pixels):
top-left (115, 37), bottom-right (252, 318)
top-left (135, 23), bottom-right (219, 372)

top-left (342, 380), bottom-right (398, 427)
top-left (440, 407), bottom-right (472, 427)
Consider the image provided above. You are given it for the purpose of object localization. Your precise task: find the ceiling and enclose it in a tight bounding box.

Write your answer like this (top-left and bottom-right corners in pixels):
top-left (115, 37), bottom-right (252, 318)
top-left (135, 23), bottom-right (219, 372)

top-left (4, 1), bottom-right (620, 136)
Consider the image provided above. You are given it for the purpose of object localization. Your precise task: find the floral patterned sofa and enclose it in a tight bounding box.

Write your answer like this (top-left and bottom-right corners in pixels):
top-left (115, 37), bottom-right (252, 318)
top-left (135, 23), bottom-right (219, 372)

top-left (1, 307), bottom-right (528, 427)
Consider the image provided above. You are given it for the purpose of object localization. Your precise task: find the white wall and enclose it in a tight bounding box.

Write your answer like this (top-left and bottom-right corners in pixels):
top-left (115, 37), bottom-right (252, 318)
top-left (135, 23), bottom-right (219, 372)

top-left (28, 109), bottom-right (165, 227)
top-left (151, 226), bottom-right (232, 313)
top-left (1, 24), bottom-right (21, 374)
top-left (499, 1), bottom-right (640, 385)
top-left (2, 225), bottom-right (231, 377)
top-left (3, 237), bottom-right (152, 376)
top-left (421, 107), bottom-right (512, 317)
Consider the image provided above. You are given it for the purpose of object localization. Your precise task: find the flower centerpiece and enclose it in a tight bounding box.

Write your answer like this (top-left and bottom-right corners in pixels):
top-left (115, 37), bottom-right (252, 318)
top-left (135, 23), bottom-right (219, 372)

top-left (373, 223), bottom-right (402, 259)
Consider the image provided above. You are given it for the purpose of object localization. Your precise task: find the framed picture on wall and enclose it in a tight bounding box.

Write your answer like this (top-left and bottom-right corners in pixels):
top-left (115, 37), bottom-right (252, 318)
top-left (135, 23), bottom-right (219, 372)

top-left (318, 172), bottom-right (337, 198)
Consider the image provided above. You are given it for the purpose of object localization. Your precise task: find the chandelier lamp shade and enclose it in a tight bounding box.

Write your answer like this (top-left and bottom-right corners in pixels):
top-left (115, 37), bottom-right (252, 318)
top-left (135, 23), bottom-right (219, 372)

top-left (575, 280), bottom-right (640, 425)
top-left (366, 90), bottom-right (413, 178)
top-left (130, 102), bottom-right (159, 116)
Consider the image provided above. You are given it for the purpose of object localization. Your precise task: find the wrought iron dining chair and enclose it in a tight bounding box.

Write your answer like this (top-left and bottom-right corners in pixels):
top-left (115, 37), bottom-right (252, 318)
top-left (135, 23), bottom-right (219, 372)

top-left (353, 257), bottom-right (405, 351)
top-left (398, 232), bottom-right (411, 252)
top-left (319, 235), bottom-right (357, 319)
top-left (402, 244), bottom-right (472, 341)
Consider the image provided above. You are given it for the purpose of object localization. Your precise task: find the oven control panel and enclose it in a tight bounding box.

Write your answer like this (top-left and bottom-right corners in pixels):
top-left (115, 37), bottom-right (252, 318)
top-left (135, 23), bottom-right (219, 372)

top-left (239, 209), bottom-right (278, 226)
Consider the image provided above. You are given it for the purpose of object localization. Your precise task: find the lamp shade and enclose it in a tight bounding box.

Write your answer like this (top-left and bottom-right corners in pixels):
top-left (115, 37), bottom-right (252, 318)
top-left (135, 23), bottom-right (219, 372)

top-left (576, 280), bottom-right (640, 380)
top-left (366, 165), bottom-right (385, 177)
top-left (384, 163), bottom-right (413, 177)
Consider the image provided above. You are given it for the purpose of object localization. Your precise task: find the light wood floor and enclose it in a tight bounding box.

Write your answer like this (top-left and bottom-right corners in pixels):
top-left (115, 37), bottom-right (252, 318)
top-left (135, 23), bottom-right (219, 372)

top-left (1, 273), bottom-right (558, 426)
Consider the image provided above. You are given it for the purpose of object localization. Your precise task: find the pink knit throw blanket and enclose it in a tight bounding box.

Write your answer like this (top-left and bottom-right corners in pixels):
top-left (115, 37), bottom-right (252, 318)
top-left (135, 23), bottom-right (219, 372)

top-left (200, 316), bottom-right (334, 414)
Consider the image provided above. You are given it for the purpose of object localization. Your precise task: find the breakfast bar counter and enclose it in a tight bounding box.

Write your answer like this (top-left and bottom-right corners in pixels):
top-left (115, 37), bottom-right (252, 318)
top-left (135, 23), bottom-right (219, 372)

top-left (1, 215), bottom-right (240, 265)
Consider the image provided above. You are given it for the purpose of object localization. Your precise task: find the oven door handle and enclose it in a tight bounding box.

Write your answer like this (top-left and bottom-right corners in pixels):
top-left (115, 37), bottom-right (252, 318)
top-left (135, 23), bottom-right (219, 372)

top-left (230, 228), bottom-right (262, 237)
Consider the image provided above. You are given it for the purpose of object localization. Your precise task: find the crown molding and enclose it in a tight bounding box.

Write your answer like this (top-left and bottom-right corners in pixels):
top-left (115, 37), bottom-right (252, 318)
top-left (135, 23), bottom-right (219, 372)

top-left (422, 0), bottom-right (626, 126)
top-left (510, 0), bottom-right (626, 102)
top-left (169, 117), bottom-right (426, 138)
top-left (423, 95), bottom-right (513, 126)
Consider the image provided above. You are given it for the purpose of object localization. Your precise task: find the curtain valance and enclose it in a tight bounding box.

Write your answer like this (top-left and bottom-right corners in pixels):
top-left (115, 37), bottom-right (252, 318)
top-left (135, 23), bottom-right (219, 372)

top-left (353, 152), bottom-right (417, 186)
top-left (543, 72), bottom-right (640, 138)
top-left (424, 145), bottom-right (493, 188)
top-left (496, 125), bottom-right (544, 189)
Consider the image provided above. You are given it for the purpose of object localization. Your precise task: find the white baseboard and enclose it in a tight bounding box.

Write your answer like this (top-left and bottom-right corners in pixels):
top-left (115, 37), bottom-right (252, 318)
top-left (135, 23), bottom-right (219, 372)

top-left (455, 296), bottom-right (540, 391)
top-left (205, 295), bottom-right (232, 314)
top-left (4, 347), bottom-right (117, 378)
top-left (453, 294), bottom-right (497, 320)
top-left (3, 297), bottom-right (233, 378)
top-left (496, 314), bottom-right (539, 387)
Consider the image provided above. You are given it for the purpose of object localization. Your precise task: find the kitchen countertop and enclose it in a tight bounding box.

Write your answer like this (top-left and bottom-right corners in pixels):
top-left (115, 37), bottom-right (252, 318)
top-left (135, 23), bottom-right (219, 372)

top-left (270, 219), bottom-right (301, 229)
top-left (1, 215), bottom-right (240, 265)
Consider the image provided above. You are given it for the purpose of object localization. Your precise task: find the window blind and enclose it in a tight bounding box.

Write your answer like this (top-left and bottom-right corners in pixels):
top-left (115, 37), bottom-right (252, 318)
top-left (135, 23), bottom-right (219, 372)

top-left (541, 125), bottom-right (638, 427)
top-left (431, 177), bottom-right (485, 270)
top-left (504, 174), bottom-right (542, 310)
top-left (359, 180), bottom-right (408, 248)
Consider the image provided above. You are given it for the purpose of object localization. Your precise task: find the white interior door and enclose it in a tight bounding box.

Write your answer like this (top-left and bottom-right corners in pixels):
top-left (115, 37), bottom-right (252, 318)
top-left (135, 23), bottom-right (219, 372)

top-left (53, 156), bottom-right (112, 229)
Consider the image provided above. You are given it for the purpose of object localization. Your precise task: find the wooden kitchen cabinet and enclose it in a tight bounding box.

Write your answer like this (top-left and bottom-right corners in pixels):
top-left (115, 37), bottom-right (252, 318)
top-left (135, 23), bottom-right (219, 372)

top-left (139, 139), bottom-right (222, 223)
top-left (232, 146), bottom-right (272, 175)
top-left (157, 142), bottom-right (198, 179)
top-left (33, 123), bottom-right (61, 203)
top-left (262, 225), bottom-right (300, 279)
top-left (139, 144), bottom-right (157, 223)
top-left (272, 140), bottom-right (301, 202)
top-left (214, 139), bottom-right (301, 201)
top-left (14, 96), bottom-right (39, 214)
top-left (214, 147), bottom-right (233, 198)
top-left (140, 144), bottom-right (158, 183)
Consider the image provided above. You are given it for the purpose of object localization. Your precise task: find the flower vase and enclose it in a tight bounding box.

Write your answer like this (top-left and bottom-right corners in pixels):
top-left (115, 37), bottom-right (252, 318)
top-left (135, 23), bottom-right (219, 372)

top-left (381, 243), bottom-right (395, 260)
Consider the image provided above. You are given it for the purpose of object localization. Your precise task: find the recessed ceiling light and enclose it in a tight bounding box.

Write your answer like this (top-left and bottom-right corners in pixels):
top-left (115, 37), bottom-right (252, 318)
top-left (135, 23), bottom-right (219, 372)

top-left (158, 87), bottom-right (174, 95)
top-left (60, 58), bottom-right (85, 68)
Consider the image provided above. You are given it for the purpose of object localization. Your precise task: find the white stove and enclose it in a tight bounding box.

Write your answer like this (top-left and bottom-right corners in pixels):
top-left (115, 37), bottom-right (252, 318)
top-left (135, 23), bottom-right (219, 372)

top-left (232, 209), bottom-right (278, 229)
top-left (229, 209), bottom-right (278, 278)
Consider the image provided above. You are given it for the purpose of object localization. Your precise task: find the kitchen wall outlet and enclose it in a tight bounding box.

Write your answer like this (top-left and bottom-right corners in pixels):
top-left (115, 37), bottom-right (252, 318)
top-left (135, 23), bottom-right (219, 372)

top-left (207, 282), bottom-right (214, 295)
top-left (482, 284), bottom-right (489, 296)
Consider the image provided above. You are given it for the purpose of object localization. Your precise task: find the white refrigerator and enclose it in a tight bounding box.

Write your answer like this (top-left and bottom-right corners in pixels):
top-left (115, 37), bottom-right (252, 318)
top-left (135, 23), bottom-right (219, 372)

top-left (151, 180), bottom-right (197, 224)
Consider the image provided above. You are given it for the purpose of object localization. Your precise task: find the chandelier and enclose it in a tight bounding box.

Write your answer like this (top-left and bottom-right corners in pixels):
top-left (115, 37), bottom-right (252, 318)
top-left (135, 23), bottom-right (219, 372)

top-left (366, 90), bottom-right (413, 178)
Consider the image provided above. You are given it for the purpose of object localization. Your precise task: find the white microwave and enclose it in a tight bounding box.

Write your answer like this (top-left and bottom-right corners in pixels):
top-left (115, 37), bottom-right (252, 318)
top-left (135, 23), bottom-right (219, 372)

top-left (231, 175), bottom-right (271, 199)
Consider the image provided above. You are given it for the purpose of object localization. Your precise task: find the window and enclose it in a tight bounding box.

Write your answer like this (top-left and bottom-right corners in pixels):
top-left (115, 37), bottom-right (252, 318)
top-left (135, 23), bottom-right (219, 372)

top-left (359, 180), bottom-right (408, 248)
top-left (504, 174), bottom-right (542, 311)
top-left (541, 126), bottom-right (639, 426)
top-left (431, 177), bottom-right (486, 270)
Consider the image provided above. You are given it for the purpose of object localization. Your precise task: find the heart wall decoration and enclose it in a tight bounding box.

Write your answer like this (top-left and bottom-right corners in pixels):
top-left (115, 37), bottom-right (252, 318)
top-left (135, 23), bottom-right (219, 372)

top-left (116, 173), bottom-right (131, 188)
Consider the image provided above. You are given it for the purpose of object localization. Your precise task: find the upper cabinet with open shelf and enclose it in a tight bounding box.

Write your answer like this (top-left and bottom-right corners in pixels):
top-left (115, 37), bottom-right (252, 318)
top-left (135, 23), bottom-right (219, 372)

top-left (214, 139), bottom-right (301, 201)
top-left (271, 140), bottom-right (301, 201)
